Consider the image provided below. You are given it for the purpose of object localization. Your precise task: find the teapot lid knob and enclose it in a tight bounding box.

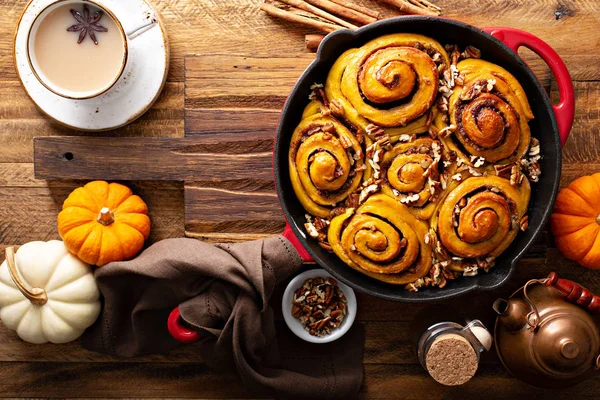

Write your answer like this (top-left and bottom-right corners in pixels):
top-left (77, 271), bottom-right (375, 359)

top-left (560, 340), bottom-right (580, 360)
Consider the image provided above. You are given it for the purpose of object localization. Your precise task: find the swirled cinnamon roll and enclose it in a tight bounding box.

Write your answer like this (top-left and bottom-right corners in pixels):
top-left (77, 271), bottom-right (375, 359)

top-left (438, 59), bottom-right (533, 164)
top-left (326, 34), bottom-right (449, 132)
top-left (328, 194), bottom-right (432, 284)
top-left (289, 114), bottom-right (365, 218)
top-left (432, 175), bottom-right (530, 269)
top-left (380, 138), bottom-right (442, 220)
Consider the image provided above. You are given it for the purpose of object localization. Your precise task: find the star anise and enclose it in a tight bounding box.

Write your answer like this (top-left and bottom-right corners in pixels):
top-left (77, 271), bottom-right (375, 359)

top-left (67, 5), bottom-right (108, 45)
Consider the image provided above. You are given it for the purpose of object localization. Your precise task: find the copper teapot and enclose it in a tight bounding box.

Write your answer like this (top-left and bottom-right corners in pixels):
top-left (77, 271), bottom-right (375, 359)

top-left (494, 272), bottom-right (600, 389)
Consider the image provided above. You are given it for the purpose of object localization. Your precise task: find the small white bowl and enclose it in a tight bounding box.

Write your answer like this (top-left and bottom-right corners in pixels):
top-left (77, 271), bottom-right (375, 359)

top-left (282, 269), bottom-right (357, 344)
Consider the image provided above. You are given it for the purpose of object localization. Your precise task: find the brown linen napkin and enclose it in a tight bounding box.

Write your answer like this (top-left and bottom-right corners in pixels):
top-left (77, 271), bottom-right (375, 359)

top-left (82, 237), bottom-right (364, 399)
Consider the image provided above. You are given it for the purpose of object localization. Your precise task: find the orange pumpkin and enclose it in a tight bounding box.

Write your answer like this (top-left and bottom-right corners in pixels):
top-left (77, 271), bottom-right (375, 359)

top-left (58, 181), bottom-right (151, 267)
top-left (551, 173), bottom-right (600, 269)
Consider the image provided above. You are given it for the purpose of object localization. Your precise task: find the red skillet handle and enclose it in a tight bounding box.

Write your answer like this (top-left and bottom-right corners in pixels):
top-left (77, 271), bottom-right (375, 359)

top-left (545, 272), bottom-right (600, 314)
top-left (483, 27), bottom-right (575, 147)
top-left (168, 307), bottom-right (201, 343)
top-left (283, 223), bottom-right (314, 263)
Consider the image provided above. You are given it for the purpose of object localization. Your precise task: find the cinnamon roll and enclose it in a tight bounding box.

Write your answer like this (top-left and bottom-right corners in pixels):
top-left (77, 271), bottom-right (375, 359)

top-left (326, 34), bottom-right (449, 131)
top-left (380, 138), bottom-right (442, 220)
top-left (439, 59), bottom-right (533, 164)
top-left (344, 34), bottom-right (448, 128)
top-left (432, 175), bottom-right (530, 269)
top-left (289, 114), bottom-right (365, 218)
top-left (328, 194), bottom-right (432, 284)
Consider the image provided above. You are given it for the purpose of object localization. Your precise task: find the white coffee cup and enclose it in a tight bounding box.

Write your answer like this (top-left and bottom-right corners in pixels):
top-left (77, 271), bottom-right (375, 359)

top-left (26, 0), bottom-right (129, 100)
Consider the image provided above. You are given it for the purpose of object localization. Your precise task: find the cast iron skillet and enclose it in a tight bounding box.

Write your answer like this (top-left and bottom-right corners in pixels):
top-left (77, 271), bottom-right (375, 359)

top-left (274, 17), bottom-right (575, 302)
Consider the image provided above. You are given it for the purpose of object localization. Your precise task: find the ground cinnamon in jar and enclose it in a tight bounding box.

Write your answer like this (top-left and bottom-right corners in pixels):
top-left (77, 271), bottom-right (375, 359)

top-left (425, 333), bottom-right (479, 386)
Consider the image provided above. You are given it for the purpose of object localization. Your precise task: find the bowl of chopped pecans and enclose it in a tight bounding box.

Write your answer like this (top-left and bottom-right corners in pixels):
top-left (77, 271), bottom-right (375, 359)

top-left (282, 269), bottom-right (357, 343)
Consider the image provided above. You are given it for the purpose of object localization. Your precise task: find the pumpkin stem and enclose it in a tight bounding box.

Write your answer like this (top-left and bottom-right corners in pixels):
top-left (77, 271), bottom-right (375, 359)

top-left (97, 207), bottom-right (115, 226)
top-left (4, 247), bottom-right (48, 306)
top-left (597, 214), bottom-right (600, 226)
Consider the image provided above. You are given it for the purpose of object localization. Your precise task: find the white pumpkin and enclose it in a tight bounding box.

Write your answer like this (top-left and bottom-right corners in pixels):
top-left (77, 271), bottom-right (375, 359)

top-left (0, 241), bottom-right (101, 344)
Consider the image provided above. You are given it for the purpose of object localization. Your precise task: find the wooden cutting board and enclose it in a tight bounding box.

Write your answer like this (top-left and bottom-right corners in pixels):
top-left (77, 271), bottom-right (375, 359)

top-left (34, 53), bottom-right (314, 242)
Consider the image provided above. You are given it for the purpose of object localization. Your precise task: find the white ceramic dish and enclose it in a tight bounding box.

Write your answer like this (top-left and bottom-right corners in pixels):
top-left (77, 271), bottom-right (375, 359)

top-left (282, 269), bottom-right (357, 344)
top-left (14, 0), bottom-right (169, 131)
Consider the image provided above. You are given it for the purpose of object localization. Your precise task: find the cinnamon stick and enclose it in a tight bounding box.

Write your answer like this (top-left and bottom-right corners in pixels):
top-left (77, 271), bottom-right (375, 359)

top-left (379, 0), bottom-right (440, 16)
top-left (408, 0), bottom-right (441, 12)
top-left (304, 0), bottom-right (378, 25)
top-left (260, 2), bottom-right (345, 33)
top-left (279, 0), bottom-right (358, 29)
top-left (306, 34), bottom-right (326, 52)
top-left (328, 0), bottom-right (382, 19)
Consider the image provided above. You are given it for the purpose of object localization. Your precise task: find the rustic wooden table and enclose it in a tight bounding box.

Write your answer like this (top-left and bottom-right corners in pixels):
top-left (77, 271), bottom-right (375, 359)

top-left (1, 0), bottom-right (600, 398)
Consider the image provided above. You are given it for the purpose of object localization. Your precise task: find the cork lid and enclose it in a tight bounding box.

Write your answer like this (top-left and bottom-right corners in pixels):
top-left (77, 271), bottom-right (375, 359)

top-left (425, 333), bottom-right (478, 386)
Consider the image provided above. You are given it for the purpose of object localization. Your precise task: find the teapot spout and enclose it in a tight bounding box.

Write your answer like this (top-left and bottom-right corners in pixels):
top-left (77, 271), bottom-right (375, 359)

top-left (493, 298), bottom-right (529, 332)
top-left (493, 298), bottom-right (509, 315)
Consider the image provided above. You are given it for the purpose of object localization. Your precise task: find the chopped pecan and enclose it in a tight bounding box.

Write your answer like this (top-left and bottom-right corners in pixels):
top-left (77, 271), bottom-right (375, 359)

top-left (306, 125), bottom-right (321, 136)
top-left (451, 49), bottom-right (461, 65)
top-left (365, 123), bottom-right (385, 139)
top-left (318, 241), bottom-right (333, 252)
top-left (494, 164), bottom-right (513, 179)
top-left (359, 184), bottom-right (379, 204)
top-left (314, 217), bottom-right (329, 231)
top-left (442, 267), bottom-right (456, 280)
top-left (316, 87), bottom-right (329, 107)
top-left (292, 304), bottom-right (302, 317)
top-left (510, 164), bottom-right (522, 186)
top-left (329, 99), bottom-right (344, 117)
top-left (463, 265), bottom-right (479, 277)
top-left (520, 215), bottom-right (529, 231)
top-left (437, 124), bottom-right (456, 138)
top-left (462, 45), bottom-right (481, 59)
top-left (460, 82), bottom-right (483, 101)
top-left (322, 123), bottom-right (336, 134)
top-left (436, 240), bottom-right (451, 261)
top-left (304, 222), bottom-right (319, 238)
top-left (330, 207), bottom-right (346, 217)
top-left (345, 193), bottom-right (360, 209)
top-left (440, 174), bottom-right (448, 190)
top-left (339, 134), bottom-right (353, 149)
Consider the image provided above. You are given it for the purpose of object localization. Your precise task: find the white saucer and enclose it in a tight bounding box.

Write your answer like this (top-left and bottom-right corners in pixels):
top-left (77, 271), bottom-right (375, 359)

top-left (14, 0), bottom-right (169, 131)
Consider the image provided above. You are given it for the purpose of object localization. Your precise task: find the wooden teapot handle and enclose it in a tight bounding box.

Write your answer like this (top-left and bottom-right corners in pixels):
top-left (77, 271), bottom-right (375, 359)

top-left (545, 272), bottom-right (600, 314)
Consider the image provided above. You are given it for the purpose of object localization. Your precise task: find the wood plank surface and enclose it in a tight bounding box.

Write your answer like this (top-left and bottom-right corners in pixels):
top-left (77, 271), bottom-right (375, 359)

top-left (3, 0), bottom-right (600, 399)
top-left (33, 136), bottom-right (274, 181)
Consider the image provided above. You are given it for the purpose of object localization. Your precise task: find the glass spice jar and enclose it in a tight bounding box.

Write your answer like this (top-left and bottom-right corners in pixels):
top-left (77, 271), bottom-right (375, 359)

top-left (417, 320), bottom-right (492, 386)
